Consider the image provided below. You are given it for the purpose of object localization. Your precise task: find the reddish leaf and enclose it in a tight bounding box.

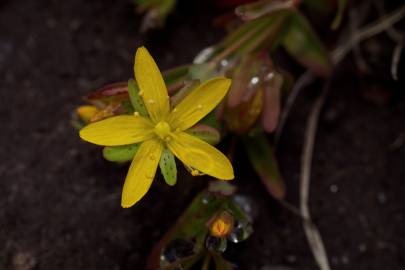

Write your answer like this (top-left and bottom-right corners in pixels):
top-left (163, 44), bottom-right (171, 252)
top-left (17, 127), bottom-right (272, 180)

top-left (261, 73), bottom-right (283, 133)
top-left (243, 131), bottom-right (286, 199)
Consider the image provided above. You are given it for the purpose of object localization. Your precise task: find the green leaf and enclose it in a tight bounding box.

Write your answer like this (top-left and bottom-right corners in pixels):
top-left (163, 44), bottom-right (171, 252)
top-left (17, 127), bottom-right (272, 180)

top-left (127, 79), bottom-right (148, 116)
top-left (147, 183), bottom-right (251, 269)
top-left (199, 111), bottom-right (221, 131)
top-left (163, 65), bottom-right (189, 87)
top-left (302, 0), bottom-right (333, 14)
top-left (331, 0), bottom-right (347, 30)
top-left (212, 252), bottom-right (234, 270)
top-left (282, 11), bottom-right (332, 76)
top-left (243, 131), bottom-right (286, 199)
top-left (188, 63), bottom-right (216, 82)
top-left (103, 144), bottom-right (139, 163)
top-left (159, 148), bottom-right (177, 186)
top-left (235, 0), bottom-right (294, 21)
top-left (186, 124), bottom-right (220, 145)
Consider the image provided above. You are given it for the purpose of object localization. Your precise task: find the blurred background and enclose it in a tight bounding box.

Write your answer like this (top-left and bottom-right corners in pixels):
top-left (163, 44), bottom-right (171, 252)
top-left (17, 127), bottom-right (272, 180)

top-left (0, 0), bottom-right (404, 269)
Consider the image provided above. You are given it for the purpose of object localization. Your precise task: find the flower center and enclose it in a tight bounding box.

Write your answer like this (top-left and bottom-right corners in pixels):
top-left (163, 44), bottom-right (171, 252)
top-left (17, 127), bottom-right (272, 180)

top-left (154, 121), bottom-right (171, 140)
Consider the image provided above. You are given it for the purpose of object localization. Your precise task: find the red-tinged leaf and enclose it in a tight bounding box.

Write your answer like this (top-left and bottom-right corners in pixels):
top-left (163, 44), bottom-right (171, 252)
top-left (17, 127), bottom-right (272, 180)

top-left (225, 87), bottom-right (264, 134)
top-left (243, 131), bottom-right (286, 199)
top-left (235, 0), bottom-right (296, 21)
top-left (227, 55), bottom-right (257, 108)
top-left (262, 73), bottom-right (283, 133)
top-left (282, 11), bottom-right (332, 77)
top-left (216, 0), bottom-right (255, 8)
top-left (85, 82), bottom-right (128, 102)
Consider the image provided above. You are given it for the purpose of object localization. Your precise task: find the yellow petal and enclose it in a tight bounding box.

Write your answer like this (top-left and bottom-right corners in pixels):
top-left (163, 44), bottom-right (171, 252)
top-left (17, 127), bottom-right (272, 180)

top-left (79, 115), bottom-right (154, 146)
top-left (121, 139), bottom-right (163, 208)
top-left (134, 47), bottom-right (170, 123)
top-left (168, 78), bottom-right (231, 131)
top-left (167, 132), bottom-right (234, 180)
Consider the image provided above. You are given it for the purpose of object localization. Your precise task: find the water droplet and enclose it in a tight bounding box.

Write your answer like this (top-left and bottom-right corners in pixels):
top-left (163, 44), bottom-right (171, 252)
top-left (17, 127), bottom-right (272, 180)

top-left (197, 104), bottom-right (203, 110)
top-left (205, 235), bottom-right (227, 252)
top-left (146, 172), bottom-right (155, 179)
top-left (220, 59), bottom-right (228, 68)
top-left (191, 170), bottom-right (200, 176)
top-left (148, 99), bottom-right (155, 104)
top-left (249, 76), bottom-right (260, 88)
top-left (330, 184), bottom-right (338, 193)
top-left (173, 108), bottom-right (178, 113)
top-left (201, 192), bottom-right (211, 204)
top-left (161, 239), bottom-right (195, 267)
top-left (264, 72), bottom-right (275, 82)
top-left (133, 111), bottom-right (140, 116)
top-left (164, 136), bottom-right (171, 142)
top-left (193, 46), bottom-right (215, 64)
top-left (341, 255), bottom-right (349, 264)
top-left (138, 90), bottom-right (144, 96)
top-left (228, 221), bottom-right (253, 243)
top-left (233, 195), bottom-right (256, 219)
top-left (149, 155), bottom-right (156, 160)
top-left (358, 243), bottom-right (367, 253)
top-left (377, 192), bottom-right (386, 204)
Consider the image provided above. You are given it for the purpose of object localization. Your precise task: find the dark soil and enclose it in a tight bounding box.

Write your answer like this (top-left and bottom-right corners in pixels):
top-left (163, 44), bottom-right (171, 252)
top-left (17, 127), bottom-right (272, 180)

top-left (1, 1), bottom-right (404, 270)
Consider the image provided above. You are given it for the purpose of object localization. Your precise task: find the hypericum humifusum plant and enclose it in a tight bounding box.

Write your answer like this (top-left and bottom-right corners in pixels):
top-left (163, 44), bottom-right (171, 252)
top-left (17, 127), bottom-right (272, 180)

top-left (79, 47), bottom-right (234, 208)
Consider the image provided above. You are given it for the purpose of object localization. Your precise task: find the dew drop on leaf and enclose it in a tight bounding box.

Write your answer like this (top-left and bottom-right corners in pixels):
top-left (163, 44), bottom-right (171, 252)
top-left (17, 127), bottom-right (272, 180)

top-left (228, 220), bottom-right (253, 243)
top-left (205, 235), bottom-right (227, 253)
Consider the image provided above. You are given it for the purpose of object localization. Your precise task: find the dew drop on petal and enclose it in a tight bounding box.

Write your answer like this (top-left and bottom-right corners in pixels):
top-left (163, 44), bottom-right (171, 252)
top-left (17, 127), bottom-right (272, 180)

top-left (148, 99), bottom-right (155, 104)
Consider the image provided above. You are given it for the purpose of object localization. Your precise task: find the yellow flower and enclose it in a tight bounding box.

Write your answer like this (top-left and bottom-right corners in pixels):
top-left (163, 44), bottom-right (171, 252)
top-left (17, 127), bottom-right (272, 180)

top-left (209, 211), bottom-right (234, 238)
top-left (80, 47), bottom-right (234, 208)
